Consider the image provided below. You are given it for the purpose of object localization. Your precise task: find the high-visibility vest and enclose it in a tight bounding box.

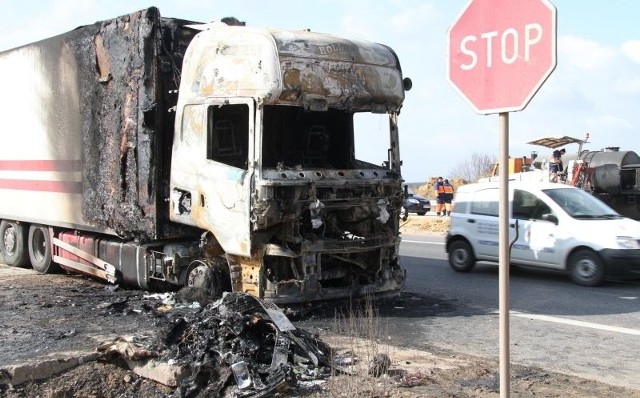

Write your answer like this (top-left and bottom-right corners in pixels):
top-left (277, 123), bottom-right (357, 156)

top-left (444, 185), bottom-right (454, 194)
top-left (437, 184), bottom-right (446, 194)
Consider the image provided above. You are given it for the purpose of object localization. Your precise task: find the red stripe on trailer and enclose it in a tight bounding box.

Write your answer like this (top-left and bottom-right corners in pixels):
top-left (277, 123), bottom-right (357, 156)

top-left (0, 179), bottom-right (82, 194)
top-left (0, 160), bottom-right (82, 172)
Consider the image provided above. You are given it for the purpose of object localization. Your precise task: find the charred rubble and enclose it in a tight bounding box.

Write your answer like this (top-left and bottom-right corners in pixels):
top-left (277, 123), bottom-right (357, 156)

top-left (99, 291), bottom-right (331, 397)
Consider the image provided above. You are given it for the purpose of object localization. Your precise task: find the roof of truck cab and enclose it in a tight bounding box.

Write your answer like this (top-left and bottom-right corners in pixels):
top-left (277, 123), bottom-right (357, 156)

top-left (178, 25), bottom-right (405, 111)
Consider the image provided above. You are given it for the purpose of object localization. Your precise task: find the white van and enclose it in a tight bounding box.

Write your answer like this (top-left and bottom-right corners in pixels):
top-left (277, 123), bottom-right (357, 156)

top-left (445, 181), bottom-right (640, 286)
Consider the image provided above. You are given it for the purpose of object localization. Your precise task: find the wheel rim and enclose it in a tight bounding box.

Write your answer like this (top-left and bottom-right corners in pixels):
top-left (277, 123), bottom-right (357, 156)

top-left (187, 264), bottom-right (211, 289)
top-left (3, 226), bottom-right (16, 255)
top-left (575, 258), bottom-right (597, 279)
top-left (31, 228), bottom-right (46, 262)
top-left (453, 248), bottom-right (468, 266)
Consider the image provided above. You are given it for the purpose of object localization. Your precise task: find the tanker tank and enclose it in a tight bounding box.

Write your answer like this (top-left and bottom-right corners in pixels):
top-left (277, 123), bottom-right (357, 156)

top-left (577, 147), bottom-right (640, 194)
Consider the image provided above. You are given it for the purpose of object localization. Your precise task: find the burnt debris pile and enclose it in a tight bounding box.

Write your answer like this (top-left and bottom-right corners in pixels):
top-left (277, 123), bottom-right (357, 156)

top-left (100, 292), bottom-right (331, 397)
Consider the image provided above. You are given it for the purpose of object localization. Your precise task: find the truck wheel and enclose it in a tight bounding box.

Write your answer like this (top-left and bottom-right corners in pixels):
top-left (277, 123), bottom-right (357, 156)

top-left (187, 259), bottom-right (231, 298)
top-left (28, 225), bottom-right (58, 273)
top-left (448, 240), bottom-right (476, 272)
top-left (0, 221), bottom-right (29, 267)
top-left (568, 249), bottom-right (605, 287)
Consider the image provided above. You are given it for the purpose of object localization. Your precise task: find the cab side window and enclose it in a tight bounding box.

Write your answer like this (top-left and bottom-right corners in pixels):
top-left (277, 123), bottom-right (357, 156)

top-left (513, 190), bottom-right (552, 220)
top-left (207, 104), bottom-right (249, 169)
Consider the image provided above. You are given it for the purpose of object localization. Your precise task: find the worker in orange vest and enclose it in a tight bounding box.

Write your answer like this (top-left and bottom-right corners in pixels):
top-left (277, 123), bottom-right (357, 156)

top-left (435, 176), bottom-right (445, 216)
top-left (443, 179), bottom-right (455, 216)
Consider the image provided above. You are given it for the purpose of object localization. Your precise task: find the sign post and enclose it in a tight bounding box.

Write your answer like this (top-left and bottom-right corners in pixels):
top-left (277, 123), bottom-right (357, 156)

top-left (447, 1), bottom-right (557, 396)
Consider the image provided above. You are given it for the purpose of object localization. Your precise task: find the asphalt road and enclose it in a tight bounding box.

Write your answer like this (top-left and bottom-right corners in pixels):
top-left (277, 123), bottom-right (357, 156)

top-left (2, 233), bottom-right (639, 391)
top-left (398, 232), bottom-right (640, 390)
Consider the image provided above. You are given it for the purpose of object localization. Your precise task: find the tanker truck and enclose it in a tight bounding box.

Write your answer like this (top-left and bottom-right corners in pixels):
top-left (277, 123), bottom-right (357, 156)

top-left (481, 135), bottom-right (640, 220)
top-left (0, 7), bottom-right (411, 303)
top-left (563, 146), bottom-right (640, 220)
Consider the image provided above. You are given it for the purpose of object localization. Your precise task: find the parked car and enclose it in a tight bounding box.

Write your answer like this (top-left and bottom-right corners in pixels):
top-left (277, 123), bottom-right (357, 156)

top-left (403, 191), bottom-right (431, 216)
top-left (445, 181), bottom-right (640, 286)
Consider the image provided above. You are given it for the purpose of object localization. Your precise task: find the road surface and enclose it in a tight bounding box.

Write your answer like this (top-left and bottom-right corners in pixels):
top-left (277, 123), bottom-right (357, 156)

top-left (398, 232), bottom-right (640, 390)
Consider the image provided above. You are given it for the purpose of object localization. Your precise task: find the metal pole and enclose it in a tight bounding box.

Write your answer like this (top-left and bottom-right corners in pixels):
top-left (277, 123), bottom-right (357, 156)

top-left (499, 112), bottom-right (510, 397)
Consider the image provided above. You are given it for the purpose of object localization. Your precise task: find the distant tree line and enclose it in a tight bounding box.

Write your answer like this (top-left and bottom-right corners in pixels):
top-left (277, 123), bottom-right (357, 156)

top-left (448, 152), bottom-right (496, 183)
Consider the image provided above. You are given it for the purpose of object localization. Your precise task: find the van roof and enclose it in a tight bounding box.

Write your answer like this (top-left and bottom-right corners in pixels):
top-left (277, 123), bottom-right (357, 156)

top-left (458, 181), bottom-right (576, 192)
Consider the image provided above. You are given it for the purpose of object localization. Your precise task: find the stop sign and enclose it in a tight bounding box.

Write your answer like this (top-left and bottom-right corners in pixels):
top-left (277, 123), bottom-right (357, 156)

top-left (447, 0), bottom-right (557, 114)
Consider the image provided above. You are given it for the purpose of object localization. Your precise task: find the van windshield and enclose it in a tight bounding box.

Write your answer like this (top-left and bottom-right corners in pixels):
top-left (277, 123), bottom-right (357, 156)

top-left (543, 188), bottom-right (622, 219)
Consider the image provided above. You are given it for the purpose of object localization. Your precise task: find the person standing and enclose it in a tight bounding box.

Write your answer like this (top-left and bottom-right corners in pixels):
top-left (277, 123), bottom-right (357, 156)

top-left (443, 179), bottom-right (455, 216)
top-left (434, 176), bottom-right (445, 216)
top-left (549, 148), bottom-right (565, 182)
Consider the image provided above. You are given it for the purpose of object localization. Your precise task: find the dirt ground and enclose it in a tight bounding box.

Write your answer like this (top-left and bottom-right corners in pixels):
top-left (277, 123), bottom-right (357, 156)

top-left (400, 214), bottom-right (451, 235)
top-left (1, 225), bottom-right (639, 398)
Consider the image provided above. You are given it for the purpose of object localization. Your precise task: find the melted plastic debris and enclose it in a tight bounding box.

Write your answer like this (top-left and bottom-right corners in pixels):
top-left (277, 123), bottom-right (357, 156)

top-left (99, 292), bottom-right (331, 397)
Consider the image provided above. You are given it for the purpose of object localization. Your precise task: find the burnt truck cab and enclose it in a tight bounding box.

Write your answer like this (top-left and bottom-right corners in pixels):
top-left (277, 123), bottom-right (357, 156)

top-left (169, 25), bottom-right (410, 303)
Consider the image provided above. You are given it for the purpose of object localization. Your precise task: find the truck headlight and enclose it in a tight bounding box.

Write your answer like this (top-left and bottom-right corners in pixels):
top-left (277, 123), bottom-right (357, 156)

top-left (616, 236), bottom-right (640, 249)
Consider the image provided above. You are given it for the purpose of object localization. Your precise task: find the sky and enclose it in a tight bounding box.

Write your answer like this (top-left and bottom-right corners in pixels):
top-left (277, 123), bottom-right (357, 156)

top-left (1, 0), bottom-right (638, 183)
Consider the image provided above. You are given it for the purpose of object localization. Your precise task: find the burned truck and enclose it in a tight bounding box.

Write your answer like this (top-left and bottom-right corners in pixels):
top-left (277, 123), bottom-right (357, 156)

top-left (0, 8), bottom-right (410, 303)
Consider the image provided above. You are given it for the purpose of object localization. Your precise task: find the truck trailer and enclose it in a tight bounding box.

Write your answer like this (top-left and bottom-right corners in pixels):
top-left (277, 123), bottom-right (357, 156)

top-left (0, 7), bottom-right (411, 303)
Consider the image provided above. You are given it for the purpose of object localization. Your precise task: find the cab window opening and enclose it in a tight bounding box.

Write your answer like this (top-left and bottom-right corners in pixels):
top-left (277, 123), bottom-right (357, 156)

top-left (261, 106), bottom-right (353, 169)
top-left (207, 104), bottom-right (249, 169)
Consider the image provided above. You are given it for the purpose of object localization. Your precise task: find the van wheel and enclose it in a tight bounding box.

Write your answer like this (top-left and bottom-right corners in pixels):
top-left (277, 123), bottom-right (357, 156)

top-left (448, 240), bottom-right (476, 272)
top-left (568, 249), bottom-right (605, 286)
top-left (28, 225), bottom-right (58, 273)
top-left (0, 221), bottom-right (29, 267)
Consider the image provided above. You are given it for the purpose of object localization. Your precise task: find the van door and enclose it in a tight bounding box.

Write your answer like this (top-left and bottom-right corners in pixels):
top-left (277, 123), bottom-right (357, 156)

top-left (467, 187), bottom-right (500, 260)
top-left (510, 189), bottom-right (561, 267)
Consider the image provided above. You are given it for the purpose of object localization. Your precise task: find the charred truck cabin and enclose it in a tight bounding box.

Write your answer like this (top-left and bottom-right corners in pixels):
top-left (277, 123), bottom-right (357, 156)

top-left (0, 8), bottom-right (410, 303)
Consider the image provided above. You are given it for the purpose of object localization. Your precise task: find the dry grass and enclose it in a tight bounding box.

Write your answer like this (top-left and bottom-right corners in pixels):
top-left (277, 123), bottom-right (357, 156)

top-left (323, 296), bottom-right (396, 398)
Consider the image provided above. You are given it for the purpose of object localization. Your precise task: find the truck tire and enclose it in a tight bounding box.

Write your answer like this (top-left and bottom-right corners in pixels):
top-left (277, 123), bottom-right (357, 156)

top-left (0, 221), bottom-right (29, 267)
top-left (28, 225), bottom-right (58, 273)
top-left (568, 249), bottom-right (605, 287)
top-left (186, 259), bottom-right (232, 298)
top-left (448, 239), bottom-right (476, 272)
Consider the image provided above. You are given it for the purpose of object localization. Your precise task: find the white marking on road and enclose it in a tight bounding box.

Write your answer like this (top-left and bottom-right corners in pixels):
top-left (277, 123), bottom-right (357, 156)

top-left (509, 311), bottom-right (640, 336)
top-left (401, 240), bottom-right (445, 245)
top-left (620, 296), bottom-right (638, 300)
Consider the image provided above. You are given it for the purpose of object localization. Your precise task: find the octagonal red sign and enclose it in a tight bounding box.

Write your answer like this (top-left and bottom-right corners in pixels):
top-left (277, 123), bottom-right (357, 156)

top-left (447, 0), bottom-right (557, 114)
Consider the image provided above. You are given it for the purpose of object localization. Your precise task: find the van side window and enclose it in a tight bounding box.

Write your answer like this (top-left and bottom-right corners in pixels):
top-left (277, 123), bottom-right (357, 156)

top-left (513, 189), bottom-right (552, 220)
top-left (470, 188), bottom-right (498, 217)
top-left (207, 104), bottom-right (249, 169)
